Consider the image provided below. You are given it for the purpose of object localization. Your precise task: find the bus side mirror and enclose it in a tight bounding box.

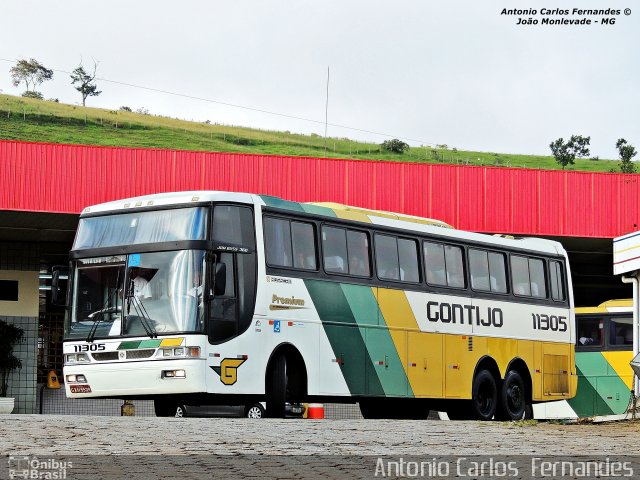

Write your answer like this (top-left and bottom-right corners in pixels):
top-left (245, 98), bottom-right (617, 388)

top-left (51, 266), bottom-right (69, 307)
top-left (212, 263), bottom-right (226, 296)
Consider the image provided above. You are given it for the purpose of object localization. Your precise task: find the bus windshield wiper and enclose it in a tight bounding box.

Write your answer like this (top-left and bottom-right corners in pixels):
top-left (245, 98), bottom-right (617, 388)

top-left (86, 288), bottom-right (120, 343)
top-left (127, 295), bottom-right (157, 339)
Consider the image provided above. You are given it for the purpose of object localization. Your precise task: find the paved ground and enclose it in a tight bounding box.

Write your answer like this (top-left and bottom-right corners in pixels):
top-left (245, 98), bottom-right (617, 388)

top-left (2, 415), bottom-right (640, 478)
top-left (2, 414), bottom-right (640, 456)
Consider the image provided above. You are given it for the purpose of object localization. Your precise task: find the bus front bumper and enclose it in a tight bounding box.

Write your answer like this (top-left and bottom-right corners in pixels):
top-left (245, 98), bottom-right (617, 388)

top-left (63, 359), bottom-right (207, 398)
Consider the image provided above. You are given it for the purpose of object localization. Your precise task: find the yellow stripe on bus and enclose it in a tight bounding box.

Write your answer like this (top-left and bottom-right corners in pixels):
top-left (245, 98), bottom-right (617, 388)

top-left (601, 351), bottom-right (635, 390)
top-left (374, 288), bottom-right (448, 398)
top-left (160, 338), bottom-right (184, 347)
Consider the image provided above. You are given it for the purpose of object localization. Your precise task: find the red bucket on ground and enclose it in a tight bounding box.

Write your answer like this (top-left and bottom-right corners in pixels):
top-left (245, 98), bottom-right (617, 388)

top-left (307, 403), bottom-right (324, 419)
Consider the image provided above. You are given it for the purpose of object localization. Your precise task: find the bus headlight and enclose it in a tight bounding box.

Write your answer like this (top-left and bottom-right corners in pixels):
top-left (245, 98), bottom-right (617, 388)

top-left (157, 347), bottom-right (200, 358)
top-left (65, 353), bottom-right (90, 364)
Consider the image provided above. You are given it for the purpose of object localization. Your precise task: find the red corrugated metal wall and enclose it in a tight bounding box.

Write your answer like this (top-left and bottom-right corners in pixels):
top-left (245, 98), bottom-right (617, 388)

top-left (1, 140), bottom-right (637, 238)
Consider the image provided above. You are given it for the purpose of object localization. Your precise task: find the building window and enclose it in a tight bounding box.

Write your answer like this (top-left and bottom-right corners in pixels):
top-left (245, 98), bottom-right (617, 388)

top-left (0, 280), bottom-right (18, 301)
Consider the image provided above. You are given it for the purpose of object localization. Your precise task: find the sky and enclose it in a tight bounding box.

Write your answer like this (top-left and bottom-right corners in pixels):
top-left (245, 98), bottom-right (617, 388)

top-left (0, 0), bottom-right (637, 159)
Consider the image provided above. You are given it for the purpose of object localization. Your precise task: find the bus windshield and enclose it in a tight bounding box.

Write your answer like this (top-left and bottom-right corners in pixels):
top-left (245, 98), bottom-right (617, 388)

top-left (73, 207), bottom-right (207, 250)
top-left (65, 250), bottom-right (206, 339)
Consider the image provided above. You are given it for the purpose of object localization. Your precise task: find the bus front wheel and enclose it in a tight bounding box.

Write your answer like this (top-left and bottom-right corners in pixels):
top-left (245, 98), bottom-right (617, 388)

top-left (266, 354), bottom-right (288, 418)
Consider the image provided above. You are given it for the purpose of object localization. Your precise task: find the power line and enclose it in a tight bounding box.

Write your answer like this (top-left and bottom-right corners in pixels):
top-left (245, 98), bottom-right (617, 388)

top-left (0, 57), bottom-right (438, 146)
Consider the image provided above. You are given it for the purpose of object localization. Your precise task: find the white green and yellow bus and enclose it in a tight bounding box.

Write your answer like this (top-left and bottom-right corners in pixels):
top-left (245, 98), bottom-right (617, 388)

top-left (533, 299), bottom-right (634, 419)
top-left (63, 191), bottom-right (576, 420)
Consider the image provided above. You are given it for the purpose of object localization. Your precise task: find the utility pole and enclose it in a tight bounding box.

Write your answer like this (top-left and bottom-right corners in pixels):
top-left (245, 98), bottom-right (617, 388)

top-left (324, 66), bottom-right (330, 156)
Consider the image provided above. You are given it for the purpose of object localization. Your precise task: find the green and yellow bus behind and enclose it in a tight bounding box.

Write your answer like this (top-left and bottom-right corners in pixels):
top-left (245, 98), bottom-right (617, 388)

top-left (533, 299), bottom-right (634, 419)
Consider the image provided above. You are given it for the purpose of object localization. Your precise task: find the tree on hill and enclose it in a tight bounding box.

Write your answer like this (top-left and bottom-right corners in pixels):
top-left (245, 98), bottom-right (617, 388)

top-left (549, 135), bottom-right (590, 170)
top-left (9, 58), bottom-right (53, 97)
top-left (616, 138), bottom-right (637, 174)
top-left (381, 138), bottom-right (410, 154)
top-left (70, 61), bottom-right (102, 106)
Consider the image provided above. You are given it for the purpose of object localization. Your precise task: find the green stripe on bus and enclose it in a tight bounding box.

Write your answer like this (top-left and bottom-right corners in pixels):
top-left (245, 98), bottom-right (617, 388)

top-left (259, 195), bottom-right (305, 212)
top-left (591, 353), bottom-right (631, 415)
top-left (340, 284), bottom-right (412, 397)
top-left (568, 354), bottom-right (616, 417)
top-left (304, 279), bottom-right (383, 396)
top-left (118, 341), bottom-right (142, 350)
top-left (260, 195), bottom-right (337, 218)
top-left (117, 340), bottom-right (162, 350)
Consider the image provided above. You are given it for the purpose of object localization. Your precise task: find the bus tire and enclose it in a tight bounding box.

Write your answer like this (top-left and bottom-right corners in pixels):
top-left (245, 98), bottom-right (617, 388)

top-left (266, 354), bottom-right (287, 418)
top-left (524, 403), bottom-right (534, 420)
top-left (470, 369), bottom-right (497, 421)
top-left (496, 370), bottom-right (526, 421)
top-left (245, 403), bottom-right (265, 419)
top-left (154, 398), bottom-right (177, 417)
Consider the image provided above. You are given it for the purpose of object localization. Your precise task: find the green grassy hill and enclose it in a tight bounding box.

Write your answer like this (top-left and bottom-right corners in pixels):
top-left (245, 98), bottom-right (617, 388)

top-left (0, 93), bottom-right (619, 172)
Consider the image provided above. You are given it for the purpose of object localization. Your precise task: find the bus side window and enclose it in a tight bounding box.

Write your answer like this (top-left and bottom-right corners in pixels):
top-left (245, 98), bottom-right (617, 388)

top-left (511, 255), bottom-right (531, 296)
top-left (322, 226), bottom-right (348, 274)
top-left (550, 260), bottom-right (566, 301)
top-left (444, 245), bottom-right (465, 288)
top-left (577, 317), bottom-right (603, 347)
top-left (291, 221), bottom-right (317, 270)
top-left (528, 258), bottom-right (546, 298)
top-left (264, 217), bottom-right (292, 268)
top-left (469, 249), bottom-right (490, 291)
top-left (346, 230), bottom-right (370, 277)
top-left (214, 205), bottom-right (257, 251)
top-left (488, 252), bottom-right (507, 293)
top-left (609, 318), bottom-right (633, 347)
top-left (424, 242), bottom-right (446, 286)
top-left (398, 238), bottom-right (419, 282)
top-left (375, 234), bottom-right (400, 280)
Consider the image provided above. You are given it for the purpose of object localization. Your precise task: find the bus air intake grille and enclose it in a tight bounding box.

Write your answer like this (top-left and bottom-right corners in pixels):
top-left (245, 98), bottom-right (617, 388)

top-left (468, 336), bottom-right (473, 351)
top-left (91, 352), bottom-right (119, 362)
top-left (126, 349), bottom-right (155, 359)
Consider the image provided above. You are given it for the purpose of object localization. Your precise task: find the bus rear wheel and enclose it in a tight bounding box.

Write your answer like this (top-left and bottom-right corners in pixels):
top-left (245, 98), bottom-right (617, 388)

top-left (470, 369), bottom-right (497, 421)
top-left (496, 370), bottom-right (526, 421)
top-left (266, 354), bottom-right (288, 418)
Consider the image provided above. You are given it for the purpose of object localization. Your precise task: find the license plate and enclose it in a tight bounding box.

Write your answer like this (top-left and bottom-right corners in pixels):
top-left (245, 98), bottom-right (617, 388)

top-left (70, 385), bottom-right (92, 394)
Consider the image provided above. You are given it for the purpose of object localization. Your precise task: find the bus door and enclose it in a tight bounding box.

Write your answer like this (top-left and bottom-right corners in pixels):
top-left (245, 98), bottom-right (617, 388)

top-left (205, 205), bottom-right (258, 391)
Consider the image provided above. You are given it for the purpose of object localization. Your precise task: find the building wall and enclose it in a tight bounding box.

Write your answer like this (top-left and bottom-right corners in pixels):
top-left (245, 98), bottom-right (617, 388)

top-left (1, 140), bottom-right (639, 238)
top-left (0, 242), bottom-right (40, 414)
